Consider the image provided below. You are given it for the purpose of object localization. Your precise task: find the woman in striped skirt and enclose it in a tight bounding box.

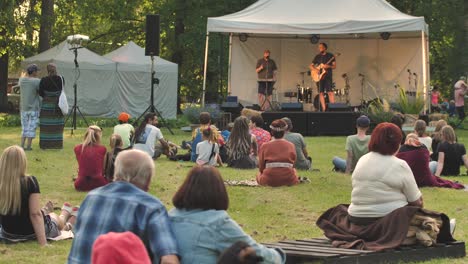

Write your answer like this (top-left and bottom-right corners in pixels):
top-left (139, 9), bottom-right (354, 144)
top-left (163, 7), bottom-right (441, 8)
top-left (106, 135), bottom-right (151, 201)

top-left (39, 63), bottom-right (64, 149)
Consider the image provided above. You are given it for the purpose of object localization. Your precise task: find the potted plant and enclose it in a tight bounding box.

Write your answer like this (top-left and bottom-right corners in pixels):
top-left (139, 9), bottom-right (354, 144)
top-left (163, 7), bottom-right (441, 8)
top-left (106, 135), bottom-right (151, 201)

top-left (397, 87), bottom-right (425, 125)
top-left (362, 98), bottom-right (395, 130)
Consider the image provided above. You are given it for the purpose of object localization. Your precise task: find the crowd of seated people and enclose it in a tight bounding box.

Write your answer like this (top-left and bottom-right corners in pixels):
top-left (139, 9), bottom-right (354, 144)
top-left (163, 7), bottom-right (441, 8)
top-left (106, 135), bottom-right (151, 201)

top-left (4, 109), bottom-right (468, 263)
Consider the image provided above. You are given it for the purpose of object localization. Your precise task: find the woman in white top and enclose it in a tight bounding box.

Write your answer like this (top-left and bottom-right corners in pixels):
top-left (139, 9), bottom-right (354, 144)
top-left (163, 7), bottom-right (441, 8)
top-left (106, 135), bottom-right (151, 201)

top-left (414, 120), bottom-right (432, 152)
top-left (316, 123), bottom-right (454, 251)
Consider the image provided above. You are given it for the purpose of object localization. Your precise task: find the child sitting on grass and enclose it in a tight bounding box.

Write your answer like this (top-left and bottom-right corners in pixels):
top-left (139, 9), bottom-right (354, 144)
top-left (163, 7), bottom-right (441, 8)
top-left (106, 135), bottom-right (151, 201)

top-left (196, 128), bottom-right (223, 166)
top-left (104, 134), bottom-right (124, 182)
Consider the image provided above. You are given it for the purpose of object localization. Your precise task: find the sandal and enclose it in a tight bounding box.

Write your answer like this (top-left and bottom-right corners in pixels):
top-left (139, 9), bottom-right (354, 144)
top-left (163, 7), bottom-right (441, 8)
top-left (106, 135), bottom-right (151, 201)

top-left (71, 206), bottom-right (80, 217)
top-left (63, 222), bottom-right (74, 231)
top-left (61, 202), bottom-right (73, 214)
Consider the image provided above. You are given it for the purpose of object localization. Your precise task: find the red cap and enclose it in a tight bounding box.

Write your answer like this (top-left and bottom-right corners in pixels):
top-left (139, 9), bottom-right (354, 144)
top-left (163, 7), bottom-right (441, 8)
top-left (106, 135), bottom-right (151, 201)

top-left (118, 112), bottom-right (130, 122)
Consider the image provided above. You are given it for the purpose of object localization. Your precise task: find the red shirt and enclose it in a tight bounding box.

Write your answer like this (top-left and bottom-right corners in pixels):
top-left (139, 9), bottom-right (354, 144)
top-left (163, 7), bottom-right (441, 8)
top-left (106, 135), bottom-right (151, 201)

top-left (74, 144), bottom-right (108, 191)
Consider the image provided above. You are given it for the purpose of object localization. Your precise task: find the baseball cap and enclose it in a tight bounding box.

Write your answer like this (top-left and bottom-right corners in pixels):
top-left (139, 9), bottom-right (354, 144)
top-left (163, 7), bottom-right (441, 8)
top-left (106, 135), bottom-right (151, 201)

top-left (118, 112), bottom-right (130, 122)
top-left (26, 64), bottom-right (39, 74)
top-left (356, 115), bottom-right (370, 128)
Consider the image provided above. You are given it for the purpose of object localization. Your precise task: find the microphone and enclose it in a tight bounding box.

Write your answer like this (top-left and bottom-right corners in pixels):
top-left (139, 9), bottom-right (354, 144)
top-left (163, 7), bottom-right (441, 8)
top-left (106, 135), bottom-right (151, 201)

top-left (407, 69), bottom-right (412, 74)
top-left (413, 72), bottom-right (417, 76)
top-left (342, 73), bottom-right (347, 78)
top-left (358, 73), bottom-right (364, 77)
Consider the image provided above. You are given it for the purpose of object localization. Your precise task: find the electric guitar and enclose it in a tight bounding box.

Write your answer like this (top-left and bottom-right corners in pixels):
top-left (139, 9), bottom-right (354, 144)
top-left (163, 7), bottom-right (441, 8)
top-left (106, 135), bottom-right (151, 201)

top-left (310, 53), bottom-right (340, 82)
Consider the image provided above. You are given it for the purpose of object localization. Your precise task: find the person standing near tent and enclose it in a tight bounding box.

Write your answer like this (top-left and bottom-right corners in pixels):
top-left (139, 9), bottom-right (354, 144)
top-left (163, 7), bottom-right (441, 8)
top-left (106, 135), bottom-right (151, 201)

top-left (19, 64), bottom-right (41, 151)
top-left (39, 63), bottom-right (65, 149)
top-left (310, 43), bottom-right (336, 111)
top-left (255, 49), bottom-right (277, 111)
top-left (454, 76), bottom-right (467, 121)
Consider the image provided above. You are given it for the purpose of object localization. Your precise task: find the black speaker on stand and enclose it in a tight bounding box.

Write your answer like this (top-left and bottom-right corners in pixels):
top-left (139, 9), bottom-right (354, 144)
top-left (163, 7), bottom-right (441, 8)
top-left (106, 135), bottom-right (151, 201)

top-left (134, 14), bottom-right (173, 134)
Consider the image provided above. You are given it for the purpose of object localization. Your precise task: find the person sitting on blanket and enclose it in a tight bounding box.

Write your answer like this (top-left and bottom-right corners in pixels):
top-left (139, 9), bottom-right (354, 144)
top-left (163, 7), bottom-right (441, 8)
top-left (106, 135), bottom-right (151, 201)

top-left (256, 119), bottom-right (299, 187)
top-left (68, 149), bottom-right (179, 264)
top-left (74, 125), bottom-right (108, 191)
top-left (316, 123), bottom-right (455, 251)
top-left (396, 133), bottom-right (465, 189)
top-left (169, 166), bottom-right (285, 264)
top-left (0, 146), bottom-right (78, 245)
top-left (227, 116), bottom-right (258, 169)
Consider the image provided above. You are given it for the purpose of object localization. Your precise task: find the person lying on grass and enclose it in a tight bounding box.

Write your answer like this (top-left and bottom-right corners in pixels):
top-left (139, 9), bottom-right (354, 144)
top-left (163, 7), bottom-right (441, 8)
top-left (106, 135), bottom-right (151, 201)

top-left (0, 146), bottom-right (77, 246)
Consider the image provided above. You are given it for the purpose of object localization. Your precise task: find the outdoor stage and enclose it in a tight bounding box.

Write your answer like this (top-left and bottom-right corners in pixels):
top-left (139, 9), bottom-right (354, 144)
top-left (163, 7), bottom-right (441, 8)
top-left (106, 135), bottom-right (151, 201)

top-left (261, 111), bottom-right (359, 136)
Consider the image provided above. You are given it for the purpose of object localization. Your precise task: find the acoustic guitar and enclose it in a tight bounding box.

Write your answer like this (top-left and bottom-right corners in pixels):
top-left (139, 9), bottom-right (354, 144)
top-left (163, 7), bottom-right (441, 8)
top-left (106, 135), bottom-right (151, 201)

top-left (310, 53), bottom-right (340, 82)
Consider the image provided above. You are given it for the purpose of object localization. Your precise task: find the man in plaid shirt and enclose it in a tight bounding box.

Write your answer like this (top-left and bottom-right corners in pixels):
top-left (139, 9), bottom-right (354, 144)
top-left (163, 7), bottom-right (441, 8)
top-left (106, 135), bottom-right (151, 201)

top-left (67, 150), bottom-right (179, 264)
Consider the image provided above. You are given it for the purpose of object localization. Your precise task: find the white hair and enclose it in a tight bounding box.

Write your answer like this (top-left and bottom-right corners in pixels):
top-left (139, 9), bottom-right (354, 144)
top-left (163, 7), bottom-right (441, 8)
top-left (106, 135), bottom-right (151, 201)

top-left (114, 150), bottom-right (154, 188)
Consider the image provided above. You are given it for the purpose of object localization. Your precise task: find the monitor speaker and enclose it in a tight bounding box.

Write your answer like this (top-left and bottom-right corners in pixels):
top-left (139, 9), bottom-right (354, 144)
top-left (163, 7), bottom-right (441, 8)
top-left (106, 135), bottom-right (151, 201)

top-left (145, 14), bottom-right (160, 56)
top-left (327, 103), bottom-right (351, 112)
top-left (281, 103), bottom-right (303, 111)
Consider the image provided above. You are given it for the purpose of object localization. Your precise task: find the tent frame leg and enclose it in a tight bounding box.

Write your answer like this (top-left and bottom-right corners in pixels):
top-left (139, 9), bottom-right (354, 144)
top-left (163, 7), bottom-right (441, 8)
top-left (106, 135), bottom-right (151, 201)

top-left (201, 33), bottom-right (210, 107)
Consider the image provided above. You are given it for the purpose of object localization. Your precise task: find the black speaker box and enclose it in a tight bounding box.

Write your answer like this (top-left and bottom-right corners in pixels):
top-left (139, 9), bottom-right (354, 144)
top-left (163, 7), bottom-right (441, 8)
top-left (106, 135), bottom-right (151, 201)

top-left (327, 103), bottom-right (351, 112)
top-left (281, 103), bottom-right (303, 111)
top-left (308, 112), bottom-right (358, 136)
top-left (261, 112), bottom-right (308, 134)
top-left (145, 14), bottom-right (160, 56)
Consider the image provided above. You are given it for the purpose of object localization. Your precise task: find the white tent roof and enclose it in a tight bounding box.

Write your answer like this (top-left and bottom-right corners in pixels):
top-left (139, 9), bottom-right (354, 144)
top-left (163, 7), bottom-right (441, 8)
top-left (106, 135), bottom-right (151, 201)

top-left (207, 0), bottom-right (427, 35)
top-left (23, 40), bottom-right (115, 69)
top-left (104, 41), bottom-right (177, 72)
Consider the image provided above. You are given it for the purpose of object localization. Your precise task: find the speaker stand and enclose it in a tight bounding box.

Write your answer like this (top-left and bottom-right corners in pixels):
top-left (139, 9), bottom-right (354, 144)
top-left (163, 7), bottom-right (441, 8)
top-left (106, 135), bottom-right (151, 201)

top-left (134, 56), bottom-right (174, 135)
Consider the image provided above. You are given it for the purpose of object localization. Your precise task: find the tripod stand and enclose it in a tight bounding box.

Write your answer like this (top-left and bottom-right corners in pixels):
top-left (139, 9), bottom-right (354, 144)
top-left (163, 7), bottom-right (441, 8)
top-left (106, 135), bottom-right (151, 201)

top-left (134, 56), bottom-right (174, 135)
top-left (65, 47), bottom-right (88, 135)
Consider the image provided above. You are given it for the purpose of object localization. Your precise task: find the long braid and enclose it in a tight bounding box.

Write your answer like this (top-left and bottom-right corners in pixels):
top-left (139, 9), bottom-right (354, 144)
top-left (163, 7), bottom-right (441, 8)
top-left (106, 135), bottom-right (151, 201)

top-left (134, 113), bottom-right (156, 143)
top-left (227, 116), bottom-right (252, 160)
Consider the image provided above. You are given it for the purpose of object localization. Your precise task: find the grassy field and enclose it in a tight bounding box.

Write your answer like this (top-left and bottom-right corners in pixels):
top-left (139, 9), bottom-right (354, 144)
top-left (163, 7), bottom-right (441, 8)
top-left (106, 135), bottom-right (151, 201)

top-left (0, 125), bottom-right (467, 264)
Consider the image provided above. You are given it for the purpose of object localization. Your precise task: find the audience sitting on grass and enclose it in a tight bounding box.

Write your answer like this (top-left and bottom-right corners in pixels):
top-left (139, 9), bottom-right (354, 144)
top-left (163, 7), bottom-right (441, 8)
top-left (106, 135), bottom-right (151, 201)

top-left (169, 166), bottom-right (285, 264)
top-left (0, 146), bottom-right (77, 245)
top-left (74, 125), bottom-right (108, 192)
top-left (196, 128), bottom-right (223, 166)
top-left (113, 112), bottom-right (134, 149)
top-left (396, 133), bottom-right (464, 189)
top-left (430, 120), bottom-right (448, 161)
top-left (217, 241), bottom-right (265, 264)
top-left (332, 115), bottom-right (370, 174)
top-left (190, 112), bottom-right (224, 162)
top-left (227, 116), bottom-right (258, 169)
top-left (92, 232), bottom-right (151, 264)
top-left (282, 117), bottom-right (312, 170)
top-left (431, 125), bottom-right (468, 177)
top-left (221, 122), bottom-right (234, 142)
top-left (390, 114), bottom-right (406, 145)
top-left (103, 134), bottom-right (124, 182)
top-left (68, 149), bottom-right (179, 264)
top-left (133, 113), bottom-right (170, 159)
top-left (249, 115), bottom-right (271, 151)
top-left (414, 120), bottom-right (432, 151)
top-left (257, 119), bottom-right (299, 187)
top-left (317, 123), bottom-right (455, 250)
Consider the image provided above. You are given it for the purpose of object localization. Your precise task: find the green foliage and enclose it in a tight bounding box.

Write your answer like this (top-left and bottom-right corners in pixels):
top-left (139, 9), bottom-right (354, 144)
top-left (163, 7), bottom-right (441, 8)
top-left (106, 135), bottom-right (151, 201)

top-left (0, 113), bottom-right (21, 127)
top-left (397, 88), bottom-right (425, 115)
top-left (362, 99), bottom-right (395, 125)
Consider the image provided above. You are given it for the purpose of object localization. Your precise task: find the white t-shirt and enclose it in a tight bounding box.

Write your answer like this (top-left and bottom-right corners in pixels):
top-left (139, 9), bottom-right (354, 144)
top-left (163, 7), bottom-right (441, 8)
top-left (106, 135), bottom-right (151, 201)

top-left (133, 124), bottom-right (163, 157)
top-left (348, 152), bottom-right (422, 218)
top-left (418, 136), bottom-right (432, 152)
top-left (454, 80), bottom-right (467, 89)
top-left (196, 140), bottom-right (219, 166)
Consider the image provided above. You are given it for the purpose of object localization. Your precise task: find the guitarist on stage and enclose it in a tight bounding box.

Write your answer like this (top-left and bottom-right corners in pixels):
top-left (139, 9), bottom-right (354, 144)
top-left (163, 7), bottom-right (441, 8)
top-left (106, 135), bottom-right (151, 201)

top-left (255, 49), bottom-right (277, 110)
top-left (310, 43), bottom-right (336, 111)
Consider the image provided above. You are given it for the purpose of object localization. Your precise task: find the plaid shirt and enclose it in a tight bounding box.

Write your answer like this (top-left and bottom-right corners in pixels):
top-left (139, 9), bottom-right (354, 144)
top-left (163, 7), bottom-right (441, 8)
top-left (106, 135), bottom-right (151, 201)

top-left (67, 181), bottom-right (179, 264)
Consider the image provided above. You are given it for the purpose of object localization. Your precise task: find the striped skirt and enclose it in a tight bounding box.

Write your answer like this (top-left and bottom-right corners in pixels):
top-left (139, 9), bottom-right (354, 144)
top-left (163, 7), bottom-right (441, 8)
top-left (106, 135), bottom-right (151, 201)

top-left (39, 91), bottom-right (64, 149)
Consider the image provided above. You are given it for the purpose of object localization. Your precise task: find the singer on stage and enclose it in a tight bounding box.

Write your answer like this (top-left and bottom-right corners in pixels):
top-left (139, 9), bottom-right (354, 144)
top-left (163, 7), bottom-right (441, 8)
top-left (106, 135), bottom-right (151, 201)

top-left (310, 43), bottom-right (336, 111)
top-left (255, 49), bottom-right (277, 111)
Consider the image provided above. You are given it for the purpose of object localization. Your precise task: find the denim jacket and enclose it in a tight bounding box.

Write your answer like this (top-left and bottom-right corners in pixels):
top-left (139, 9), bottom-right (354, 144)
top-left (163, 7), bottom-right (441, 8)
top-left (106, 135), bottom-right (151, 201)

top-left (169, 208), bottom-right (286, 264)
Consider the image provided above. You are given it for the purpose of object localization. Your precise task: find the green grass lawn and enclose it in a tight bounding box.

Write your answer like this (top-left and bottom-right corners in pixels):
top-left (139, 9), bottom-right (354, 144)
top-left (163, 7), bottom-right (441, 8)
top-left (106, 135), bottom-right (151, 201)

top-left (0, 125), bottom-right (467, 263)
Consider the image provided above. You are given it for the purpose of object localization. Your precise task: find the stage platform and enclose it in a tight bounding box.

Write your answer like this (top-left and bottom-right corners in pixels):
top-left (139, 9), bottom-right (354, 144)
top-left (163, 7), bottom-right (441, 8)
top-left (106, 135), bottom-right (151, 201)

top-left (261, 111), bottom-right (359, 136)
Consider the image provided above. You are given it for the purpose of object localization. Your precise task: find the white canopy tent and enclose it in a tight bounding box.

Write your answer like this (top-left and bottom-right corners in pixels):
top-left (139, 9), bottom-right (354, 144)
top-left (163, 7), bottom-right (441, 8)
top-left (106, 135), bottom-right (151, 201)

top-left (22, 40), bottom-right (118, 116)
top-left (203, 0), bottom-right (429, 109)
top-left (104, 41), bottom-right (178, 119)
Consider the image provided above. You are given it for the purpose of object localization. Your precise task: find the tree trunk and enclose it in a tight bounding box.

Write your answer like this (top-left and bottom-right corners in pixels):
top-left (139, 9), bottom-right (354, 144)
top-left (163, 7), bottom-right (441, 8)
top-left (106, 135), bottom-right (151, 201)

top-left (464, 3), bottom-right (468, 76)
top-left (39, 0), bottom-right (54, 52)
top-left (0, 53), bottom-right (8, 112)
top-left (26, 0), bottom-right (38, 43)
top-left (173, 0), bottom-right (185, 114)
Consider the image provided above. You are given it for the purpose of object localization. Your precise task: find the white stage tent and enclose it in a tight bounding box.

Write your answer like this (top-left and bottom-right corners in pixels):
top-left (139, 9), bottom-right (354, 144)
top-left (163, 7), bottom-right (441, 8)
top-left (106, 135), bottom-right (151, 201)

top-left (22, 40), bottom-right (118, 116)
top-left (203, 0), bottom-right (429, 108)
top-left (22, 41), bottom-right (178, 119)
top-left (104, 41), bottom-right (178, 119)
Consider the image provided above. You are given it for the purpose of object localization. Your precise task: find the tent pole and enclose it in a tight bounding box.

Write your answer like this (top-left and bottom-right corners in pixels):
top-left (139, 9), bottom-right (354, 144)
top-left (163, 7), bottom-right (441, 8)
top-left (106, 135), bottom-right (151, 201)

top-left (421, 30), bottom-right (428, 115)
top-left (202, 33), bottom-right (210, 107)
top-left (228, 33), bottom-right (233, 95)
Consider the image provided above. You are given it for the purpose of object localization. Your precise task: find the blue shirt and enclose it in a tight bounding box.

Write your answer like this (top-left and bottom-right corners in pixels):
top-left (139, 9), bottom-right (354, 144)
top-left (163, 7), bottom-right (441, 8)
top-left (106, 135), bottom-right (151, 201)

top-left (68, 181), bottom-right (179, 264)
top-left (169, 208), bottom-right (285, 264)
top-left (221, 130), bottom-right (231, 142)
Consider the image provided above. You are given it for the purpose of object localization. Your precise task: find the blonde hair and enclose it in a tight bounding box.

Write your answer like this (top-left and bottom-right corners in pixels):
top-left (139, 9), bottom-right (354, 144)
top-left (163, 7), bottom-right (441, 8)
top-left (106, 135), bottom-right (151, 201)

top-left (405, 133), bottom-right (421, 147)
top-left (432, 120), bottom-right (448, 142)
top-left (109, 134), bottom-right (123, 151)
top-left (0, 146), bottom-right (27, 215)
top-left (414, 120), bottom-right (427, 137)
top-left (82, 125), bottom-right (102, 152)
top-left (441, 125), bottom-right (456, 143)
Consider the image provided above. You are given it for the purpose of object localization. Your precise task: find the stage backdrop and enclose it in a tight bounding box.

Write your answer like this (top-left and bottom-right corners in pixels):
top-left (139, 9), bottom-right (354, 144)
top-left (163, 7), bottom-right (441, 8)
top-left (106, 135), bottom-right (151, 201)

top-left (230, 36), bottom-right (423, 107)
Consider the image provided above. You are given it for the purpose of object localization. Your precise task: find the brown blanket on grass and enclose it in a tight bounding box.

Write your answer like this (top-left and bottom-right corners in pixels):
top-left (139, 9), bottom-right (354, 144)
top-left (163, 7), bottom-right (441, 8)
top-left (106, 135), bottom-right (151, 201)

top-left (316, 204), bottom-right (454, 251)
